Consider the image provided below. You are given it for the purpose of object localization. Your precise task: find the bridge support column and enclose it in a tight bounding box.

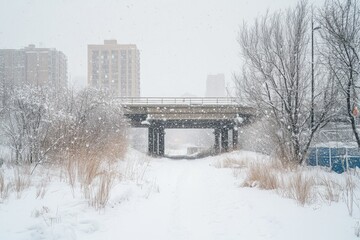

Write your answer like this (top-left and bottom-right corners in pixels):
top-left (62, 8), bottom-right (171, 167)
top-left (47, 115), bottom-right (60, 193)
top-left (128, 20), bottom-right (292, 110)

top-left (153, 127), bottom-right (159, 156)
top-left (148, 127), bottom-right (154, 155)
top-left (232, 128), bottom-right (238, 150)
top-left (221, 128), bottom-right (229, 152)
top-left (214, 128), bottom-right (220, 154)
top-left (159, 127), bottom-right (165, 156)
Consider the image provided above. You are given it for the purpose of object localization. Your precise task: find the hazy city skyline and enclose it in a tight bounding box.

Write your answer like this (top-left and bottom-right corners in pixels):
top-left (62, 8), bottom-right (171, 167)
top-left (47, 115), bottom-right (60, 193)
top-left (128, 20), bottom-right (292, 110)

top-left (0, 0), bottom-right (324, 96)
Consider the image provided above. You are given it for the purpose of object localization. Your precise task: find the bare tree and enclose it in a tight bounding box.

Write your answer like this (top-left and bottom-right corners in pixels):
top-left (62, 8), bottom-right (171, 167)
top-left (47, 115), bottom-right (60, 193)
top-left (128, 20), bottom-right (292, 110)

top-left (319, 0), bottom-right (360, 147)
top-left (235, 1), bottom-right (337, 164)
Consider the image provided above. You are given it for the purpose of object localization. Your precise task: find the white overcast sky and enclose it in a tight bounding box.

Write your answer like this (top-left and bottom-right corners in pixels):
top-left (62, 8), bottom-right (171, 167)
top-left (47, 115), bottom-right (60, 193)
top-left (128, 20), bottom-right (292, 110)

top-left (0, 0), bottom-right (323, 97)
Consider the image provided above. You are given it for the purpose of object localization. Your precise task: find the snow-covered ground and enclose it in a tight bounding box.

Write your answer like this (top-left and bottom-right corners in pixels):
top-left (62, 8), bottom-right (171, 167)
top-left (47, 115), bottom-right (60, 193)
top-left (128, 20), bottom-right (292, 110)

top-left (0, 149), bottom-right (358, 239)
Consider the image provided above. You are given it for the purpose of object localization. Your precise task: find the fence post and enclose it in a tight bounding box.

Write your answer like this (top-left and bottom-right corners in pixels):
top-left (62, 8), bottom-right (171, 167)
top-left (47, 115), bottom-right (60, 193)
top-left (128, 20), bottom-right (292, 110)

top-left (316, 147), bottom-right (318, 166)
top-left (345, 147), bottom-right (349, 172)
top-left (329, 148), bottom-right (332, 169)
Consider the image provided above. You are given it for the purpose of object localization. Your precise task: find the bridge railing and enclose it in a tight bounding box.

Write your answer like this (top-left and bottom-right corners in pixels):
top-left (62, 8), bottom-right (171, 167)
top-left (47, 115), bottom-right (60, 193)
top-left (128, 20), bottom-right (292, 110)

top-left (118, 97), bottom-right (239, 105)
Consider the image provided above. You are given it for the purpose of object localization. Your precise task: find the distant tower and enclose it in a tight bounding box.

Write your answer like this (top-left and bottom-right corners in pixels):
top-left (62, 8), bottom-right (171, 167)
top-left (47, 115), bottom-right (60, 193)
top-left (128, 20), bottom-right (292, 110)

top-left (88, 40), bottom-right (140, 97)
top-left (206, 73), bottom-right (225, 97)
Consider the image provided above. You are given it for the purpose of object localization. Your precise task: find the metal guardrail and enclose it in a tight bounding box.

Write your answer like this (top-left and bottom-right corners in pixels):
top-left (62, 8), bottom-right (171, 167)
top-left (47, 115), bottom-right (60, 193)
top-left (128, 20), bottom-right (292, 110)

top-left (117, 97), bottom-right (238, 105)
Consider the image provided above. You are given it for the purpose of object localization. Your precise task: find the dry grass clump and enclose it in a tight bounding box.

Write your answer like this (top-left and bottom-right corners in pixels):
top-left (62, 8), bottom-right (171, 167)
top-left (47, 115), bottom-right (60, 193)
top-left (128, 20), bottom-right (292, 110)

top-left (218, 157), bottom-right (318, 205)
top-left (13, 167), bottom-right (31, 198)
top-left (239, 160), bottom-right (315, 205)
top-left (233, 158), bottom-right (360, 206)
top-left (88, 172), bottom-right (114, 209)
top-left (119, 155), bottom-right (151, 186)
top-left (319, 177), bottom-right (342, 203)
top-left (284, 173), bottom-right (315, 206)
top-left (344, 174), bottom-right (357, 216)
top-left (36, 180), bottom-right (48, 199)
top-left (242, 163), bottom-right (279, 190)
top-left (59, 138), bottom-right (127, 209)
top-left (0, 172), bottom-right (4, 194)
top-left (0, 166), bottom-right (32, 200)
top-left (0, 171), bottom-right (11, 200)
top-left (76, 154), bottom-right (102, 188)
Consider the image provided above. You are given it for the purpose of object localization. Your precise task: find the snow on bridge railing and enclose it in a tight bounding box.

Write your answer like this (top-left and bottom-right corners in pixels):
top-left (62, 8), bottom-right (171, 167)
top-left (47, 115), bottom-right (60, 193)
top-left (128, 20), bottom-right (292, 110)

top-left (117, 97), bottom-right (239, 105)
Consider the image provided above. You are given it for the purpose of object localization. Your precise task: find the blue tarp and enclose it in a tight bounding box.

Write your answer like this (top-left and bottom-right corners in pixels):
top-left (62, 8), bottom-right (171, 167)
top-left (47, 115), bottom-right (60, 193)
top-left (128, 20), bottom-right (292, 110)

top-left (308, 147), bottom-right (360, 173)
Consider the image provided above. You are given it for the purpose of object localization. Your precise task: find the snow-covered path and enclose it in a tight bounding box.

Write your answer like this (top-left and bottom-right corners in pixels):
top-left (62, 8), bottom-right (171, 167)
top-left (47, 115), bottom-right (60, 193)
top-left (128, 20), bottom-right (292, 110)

top-left (110, 159), bottom-right (244, 240)
top-left (87, 156), bottom-right (355, 240)
top-left (0, 152), bottom-right (356, 240)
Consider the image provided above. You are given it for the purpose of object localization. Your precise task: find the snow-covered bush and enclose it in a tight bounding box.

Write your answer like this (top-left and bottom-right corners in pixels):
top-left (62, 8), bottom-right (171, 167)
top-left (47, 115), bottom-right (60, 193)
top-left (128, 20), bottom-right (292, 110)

top-left (46, 88), bottom-right (128, 164)
top-left (1, 86), bottom-right (56, 163)
top-left (0, 86), bottom-right (128, 207)
top-left (0, 86), bottom-right (128, 165)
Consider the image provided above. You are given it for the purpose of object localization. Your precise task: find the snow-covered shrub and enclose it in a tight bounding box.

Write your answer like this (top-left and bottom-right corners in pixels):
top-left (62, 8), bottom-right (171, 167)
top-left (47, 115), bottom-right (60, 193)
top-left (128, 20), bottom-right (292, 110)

top-left (46, 88), bottom-right (127, 164)
top-left (0, 86), bottom-right (128, 165)
top-left (0, 86), bottom-right (55, 163)
top-left (0, 86), bottom-right (128, 207)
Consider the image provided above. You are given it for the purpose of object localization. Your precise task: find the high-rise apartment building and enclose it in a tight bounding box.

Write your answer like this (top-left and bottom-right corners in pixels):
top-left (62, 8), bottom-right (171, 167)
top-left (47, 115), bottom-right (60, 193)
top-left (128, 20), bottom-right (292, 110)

top-left (206, 73), bottom-right (226, 97)
top-left (88, 40), bottom-right (140, 97)
top-left (0, 44), bottom-right (68, 89)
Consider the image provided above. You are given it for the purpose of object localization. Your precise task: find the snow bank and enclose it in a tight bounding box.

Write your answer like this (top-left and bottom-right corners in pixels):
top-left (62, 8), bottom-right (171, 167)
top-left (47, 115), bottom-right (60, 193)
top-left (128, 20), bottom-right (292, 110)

top-left (0, 149), bottom-right (358, 239)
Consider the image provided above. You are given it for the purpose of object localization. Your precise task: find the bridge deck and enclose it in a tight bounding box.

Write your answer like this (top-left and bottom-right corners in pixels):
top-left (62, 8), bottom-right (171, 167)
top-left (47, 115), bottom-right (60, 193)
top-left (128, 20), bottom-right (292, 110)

top-left (120, 97), bottom-right (254, 128)
top-left (118, 97), bottom-right (239, 106)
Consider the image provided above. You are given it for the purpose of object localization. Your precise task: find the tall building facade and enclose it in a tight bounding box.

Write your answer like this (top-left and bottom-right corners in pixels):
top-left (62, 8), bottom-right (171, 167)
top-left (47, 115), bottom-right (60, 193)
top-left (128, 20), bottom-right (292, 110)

top-left (206, 73), bottom-right (226, 97)
top-left (0, 44), bottom-right (67, 89)
top-left (88, 40), bottom-right (140, 97)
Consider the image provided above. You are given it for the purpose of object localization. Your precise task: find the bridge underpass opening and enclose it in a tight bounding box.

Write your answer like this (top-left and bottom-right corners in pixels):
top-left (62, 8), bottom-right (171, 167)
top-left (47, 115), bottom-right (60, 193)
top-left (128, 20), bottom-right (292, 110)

top-left (128, 127), bottom-right (239, 158)
top-left (165, 129), bottom-right (214, 157)
top-left (147, 125), bottom-right (239, 157)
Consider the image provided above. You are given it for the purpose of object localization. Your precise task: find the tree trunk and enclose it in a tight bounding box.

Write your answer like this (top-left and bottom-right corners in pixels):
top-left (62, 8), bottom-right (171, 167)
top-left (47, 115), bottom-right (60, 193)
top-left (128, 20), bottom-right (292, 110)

top-left (347, 78), bottom-right (360, 148)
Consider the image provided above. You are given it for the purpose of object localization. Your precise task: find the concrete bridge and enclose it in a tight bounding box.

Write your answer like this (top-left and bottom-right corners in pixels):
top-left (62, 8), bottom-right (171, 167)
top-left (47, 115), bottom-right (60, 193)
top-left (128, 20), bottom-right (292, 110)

top-left (119, 97), bottom-right (255, 156)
